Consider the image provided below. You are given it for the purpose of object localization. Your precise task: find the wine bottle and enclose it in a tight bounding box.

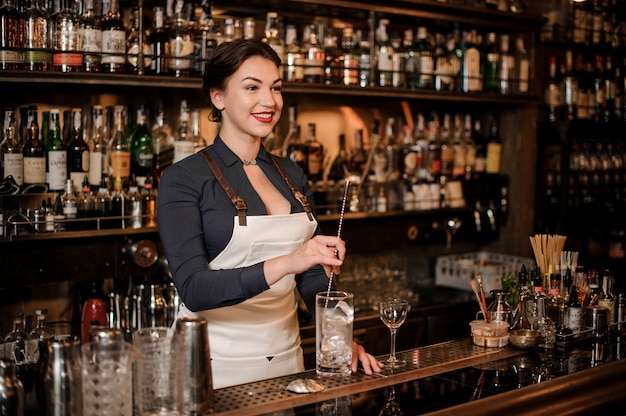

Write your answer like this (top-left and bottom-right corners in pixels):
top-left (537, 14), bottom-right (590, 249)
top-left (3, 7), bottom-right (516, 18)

top-left (109, 105), bottom-right (131, 187)
top-left (22, 105), bottom-right (46, 187)
top-left (67, 108), bottom-right (90, 193)
top-left (129, 105), bottom-right (154, 186)
top-left (45, 109), bottom-right (67, 192)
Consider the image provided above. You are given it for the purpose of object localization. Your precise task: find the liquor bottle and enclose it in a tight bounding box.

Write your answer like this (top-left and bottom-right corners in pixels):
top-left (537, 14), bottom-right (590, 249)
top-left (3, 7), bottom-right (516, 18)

top-left (127, 174), bottom-right (142, 229)
top-left (221, 18), bottom-right (235, 43)
top-left (586, 269), bottom-right (602, 306)
top-left (129, 105), bottom-right (154, 186)
top-left (77, 175), bottom-right (96, 229)
top-left (305, 123), bottom-right (323, 182)
top-left (173, 100), bottom-right (195, 163)
top-left (67, 108), bottom-right (89, 193)
top-left (110, 175), bottom-right (126, 228)
top-left (52, 0), bottom-right (82, 72)
top-left (426, 112), bottom-right (441, 181)
top-left (374, 19), bottom-right (393, 87)
top-left (61, 178), bottom-right (77, 230)
top-left (499, 34), bottom-right (513, 95)
top-left (150, 6), bottom-right (170, 75)
top-left (46, 109), bottom-right (67, 192)
top-left (461, 30), bottom-right (481, 93)
top-left (0, 0), bottom-right (24, 70)
top-left (546, 273), bottom-right (565, 327)
top-left (605, 56), bottom-right (617, 122)
top-left (514, 36), bottom-right (530, 95)
top-left (593, 54), bottom-right (607, 123)
top-left (462, 114), bottom-right (476, 179)
top-left (598, 270), bottom-right (616, 325)
top-left (264, 12), bottom-right (285, 79)
top-left (439, 113), bottom-right (454, 178)
top-left (29, 307), bottom-right (55, 343)
top-left (371, 119), bottom-right (388, 183)
top-left (4, 311), bottom-right (29, 365)
top-left (284, 24), bottom-right (303, 83)
top-left (451, 114), bottom-right (466, 178)
top-left (95, 176), bottom-right (112, 227)
top-left (152, 107), bottom-right (174, 181)
top-left (400, 29), bottom-right (417, 90)
top-left (349, 128), bottom-right (367, 177)
top-left (1, 108), bottom-right (23, 185)
top-left (101, 0), bottom-right (125, 73)
top-left (572, 0), bottom-right (589, 45)
top-left (526, 267), bottom-right (545, 329)
top-left (282, 103), bottom-right (304, 169)
top-left (341, 24), bottom-right (359, 87)
top-left (327, 134), bottom-right (349, 182)
top-left (545, 55), bottom-right (562, 122)
top-left (485, 115), bottom-right (502, 175)
top-left (357, 29), bottom-right (372, 88)
top-left (108, 105), bottom-right (131, 186)
top-left (398, 125), bottom-right (417, 183)
top-left (192, 3), bottom-right (218, 77)
top-left (81, 0), bottom-right (101, 72)
top-left (566, 284), bottom-right (583, 333)
top-left (242, 17), bottom-right (255, 41)
top-left (563, 50), bottom-right (578, 121)
top-left (22, 105), bottom-right (46, 187)
top-left (416, 26), bottom-right (434, 89)
top-left (302, 23), bottom-right (324, 84)
top-left (414, 113), bottom-right (429, 182)
top-left (323, 25), bottom-right (342, 86)
top-left (88, 105), bottom-right (106, 188)
top-left (125, 8), bottom-right (151, 74)
top-left (168, 0), bottom-right (194, 77)
top-left (535, 297), bottom-right (556, 348)
top-left (23, 0), bottom-right (51, 71)
top-left (191, 109), bottom-right (207, 152)
top-left (575, 54), bottom-right (590, 120)
top-left (142, 174), bottom-right (157, 227)
top-left (481, 32), bottom-right (499, 93)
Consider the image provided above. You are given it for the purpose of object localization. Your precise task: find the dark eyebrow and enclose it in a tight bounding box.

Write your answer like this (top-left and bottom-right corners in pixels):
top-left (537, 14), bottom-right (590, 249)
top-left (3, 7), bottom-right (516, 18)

top-left (241, 76), bottom-right (282, 85)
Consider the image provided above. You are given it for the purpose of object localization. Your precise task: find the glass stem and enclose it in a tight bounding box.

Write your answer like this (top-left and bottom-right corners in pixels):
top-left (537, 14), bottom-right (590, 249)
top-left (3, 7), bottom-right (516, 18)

top-left (389, 328), bottom-right (397, 361)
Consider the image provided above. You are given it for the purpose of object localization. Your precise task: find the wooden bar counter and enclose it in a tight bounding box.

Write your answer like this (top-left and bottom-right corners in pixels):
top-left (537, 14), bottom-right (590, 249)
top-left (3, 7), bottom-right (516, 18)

top-left (210, 337), bottom-right (626, 415)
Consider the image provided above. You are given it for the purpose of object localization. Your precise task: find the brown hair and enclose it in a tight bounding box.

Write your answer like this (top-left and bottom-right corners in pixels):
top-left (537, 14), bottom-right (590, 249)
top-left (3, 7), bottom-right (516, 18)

top-left (204, 39), bottom-right (281, 123)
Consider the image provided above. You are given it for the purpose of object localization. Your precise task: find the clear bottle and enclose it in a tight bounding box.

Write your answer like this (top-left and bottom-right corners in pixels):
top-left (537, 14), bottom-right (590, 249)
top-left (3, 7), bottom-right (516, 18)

top-left (416, 26), bottom-right (434, 89)
top-left (527, 267), bottom-right (545, 329)
top-left (173, 100), bottom-right (195, 163)
top-left (23, 0), bottom-right (51, 71)
top-left (88, 105), bottom-right (106, 188)
top-left (150, 6), bottom-right (170, 75)
top-left (461, 30), bottom-right (481, 93)
top-left (29, 307), bottom-right (55, 343)
top-left (191, 109), bottom-right (208, 153)
top-left (46, 109), bottom-right (67, 192)
top-left (439, 113), bottom-right (454, 178)
top-left (110, 175), bottom-right (126, 228)
top-left (80, 0), bottom-right (101, 72)
top-left (77, 175), bottom-right (96, 229)
top-left (152, 107), bottom-right (174, 179)
top-left (67, 108), bottom-right (89, 193)
top-left (302, 23), bottom-right (324, 84)
top-left (192, 3), bottom-right (218, 77)
top-left (108, 105), bottom-right (131, 186)
top-left (100, 0), bottom-right (126, 73)
top-left (376, 19), bottom-right (394, 87)
top-left (598, 270), bottom-right (616, 325)
top-left (264, 12), bottom-right (285, 79)
top-left (52, 0), bottom-right (83, 72)
top-left (95, 176), bottom-right (112, 227)
top-left (125, 8), bottom-right (151, 74)
top-left (305, 123), bottom-right (324, 182)
top-left (284, 24), bottom-right (303, 83)
top-left (535, 296), bottom-right (556, 349)
top-left (127, 174), bottom-right (142, 229)
top-left (282, 104), bottom-right (306, 171)
top-left (546, 273), bottom-right (565, 327)
top-left (4, 311), bottom-right (29, 365)
top-left (61, 178), bottom-right (77, 231)
top-left (168, 0), bottom-right (194, 77)
top-left (22, 105), bottom-right (46, 187)
top-left (499, 34), bottom-right (514, 95)
top-left (341, 24), bottom-right (359, 87)
top-left (563, 50), bottom-right (578, 121)
top-left (129, 105), bottom-right (154, 186)
top-left (357, 29), bottom-right (372, 88)
top-left (0, 0), bottom-right (25, 70)
top-left (1, 108), bottom-right (23, 185)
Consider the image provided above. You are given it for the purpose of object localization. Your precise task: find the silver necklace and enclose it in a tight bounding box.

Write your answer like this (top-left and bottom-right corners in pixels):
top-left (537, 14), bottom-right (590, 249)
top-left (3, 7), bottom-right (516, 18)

top-left (242, 159), bottom-right (257, 166)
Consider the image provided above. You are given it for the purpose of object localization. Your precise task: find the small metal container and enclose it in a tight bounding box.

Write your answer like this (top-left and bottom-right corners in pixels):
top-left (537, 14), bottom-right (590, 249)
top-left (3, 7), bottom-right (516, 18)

top-left (173, 317), bottom-right (214, 414)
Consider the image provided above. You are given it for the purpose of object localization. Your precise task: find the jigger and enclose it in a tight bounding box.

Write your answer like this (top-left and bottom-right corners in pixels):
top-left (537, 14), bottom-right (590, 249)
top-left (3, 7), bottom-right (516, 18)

top-left (173, 317), bottom-right (214, 414)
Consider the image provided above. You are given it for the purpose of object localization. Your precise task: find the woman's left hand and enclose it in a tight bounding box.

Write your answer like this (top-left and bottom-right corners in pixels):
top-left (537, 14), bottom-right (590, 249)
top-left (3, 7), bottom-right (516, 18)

top-left (351, 341), bottom-right (384, 375)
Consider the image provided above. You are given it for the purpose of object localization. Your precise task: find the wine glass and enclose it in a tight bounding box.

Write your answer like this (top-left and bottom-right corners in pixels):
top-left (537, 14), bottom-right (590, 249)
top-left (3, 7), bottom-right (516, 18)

top-left (378, 298), bottom-right (410, 368)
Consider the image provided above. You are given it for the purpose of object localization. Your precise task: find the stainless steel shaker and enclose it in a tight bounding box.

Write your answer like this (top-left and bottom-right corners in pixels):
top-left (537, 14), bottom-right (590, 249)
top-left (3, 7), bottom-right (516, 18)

top-left (0, 358), bottom-right (24, 415)
top-left (44, 339), bottom-right (82, 416)
top-left (173, 317), bottom-right (214, 414)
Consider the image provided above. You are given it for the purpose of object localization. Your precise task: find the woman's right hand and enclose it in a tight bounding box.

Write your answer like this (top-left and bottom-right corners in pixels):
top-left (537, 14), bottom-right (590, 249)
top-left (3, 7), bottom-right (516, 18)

top-left (263, 235), bottom-right (346, 286)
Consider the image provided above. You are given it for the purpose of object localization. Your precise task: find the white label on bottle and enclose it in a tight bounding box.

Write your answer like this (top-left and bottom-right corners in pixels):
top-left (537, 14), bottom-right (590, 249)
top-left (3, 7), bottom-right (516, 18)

top-left (4, 153), bottom-right (24, 185)
top-left (463, 48), bottom-right (481, 92)
top-left (420, 56), bottom-right (434, 84)
top-left (89, 151), bottom-right (103, 186)
top-left (101, 30), bottom-right (126, 64)
top-left (47, 150), bottom-right (67, 191)
top-left (110, 150), bottom-right (131, 178)
top-left (377, 45), bottom-right (393, 72)
top-left (169, 36), bottom-right (194, 70)
top-left (173, 141), bottom-right (195, 163)
top-left (63, 201), bottom-right (77, 218)
top-left (82, 28), bottom-right (102, 53)
top-left (567, 307), bottom-right (582, 333)
top-left (23, 156), bottom-right (46, 184)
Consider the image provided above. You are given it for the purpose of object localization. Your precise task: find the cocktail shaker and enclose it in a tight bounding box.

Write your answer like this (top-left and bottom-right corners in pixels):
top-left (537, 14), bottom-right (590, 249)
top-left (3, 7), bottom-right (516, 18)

top-left (44, 339), bottom-right (82, 416)
top-left (173, 317), bottom-right (213, 414)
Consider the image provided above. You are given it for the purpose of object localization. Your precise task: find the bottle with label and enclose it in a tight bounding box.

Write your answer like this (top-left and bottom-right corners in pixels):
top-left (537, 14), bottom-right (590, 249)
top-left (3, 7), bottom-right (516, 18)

top-left (109, 105), bottom-right (131, 186)
top-left (485, 115), bottom-right (502, 175)
top-left (22, 105), bottom-right (46, 187)
top-left (499, 34), bottom-right (514, 95)
top-left (526, 267), bottom-right (545, 329)
top-left (563, 50), bottom-right (578, 120)
top-left (95, 177), bottom-right (112, 228)
top-left (61, 178), bottom-right (77, 230)
top-left (67, 108), bottom-right (89, 193)
top-left (328, 134), bottom-right (350, 183)
top-left (23, 0), bottom-right (51, 71)
top-left (46, 109), bottom-right (67, 192)
top-left (439, 113), bottom-right (454, 178)
top-left (52, 0), bottom-right (82, 72)
top-left (284, 24), bottom-right (303, 83)
top-left (152, 107), bottom-right (174, 181)
top-left (341, 24), bottom-right (359, 87)
top-left (357, 29), bottom-right (372, 88)
top-left (0, 0), bottom-right (25, 70)
top-left (416, 26), bottom-right (434, 89)
top-left (77, 175), bottom-right (96, 229)
top-left (142, 174), bottom-right (157, 227)
top-left (100, 0), bottom-right (126, 73)
top-left (305, 123), bottom-right (323, 182)
top-left (110, 175), bottom-right (126, 228)
top-left (376, 19), bottom-right (393, 87)
top-left (282, 104), bottom-right (306, 171)
top-left (168, 0), bottom-right (194, 77)
top-left (545, 55), bottom-right (562, 122)
top-left (566, 284), bottom-right (584, 333)
top-left (426, 112), bottom-right (442, 182)
top-left (546, 273), bottom-right (565, 327)
top-left (125, 8), bottom-right (151, 74)
top-left (80, 0), bottom-right (101, 72)
top-left (481, 32), bottom-right (499, 93)
top-left (88, 105), bottom-right (106, 188)
top-left (127, 174), bottom-right (142, 229)
top-left (598, 270), bottom-right (616, 325)
top-left (264, 12), bottom-right (285, 79)
top-left (150, 6), bottom-right (170, 75)
top-left (399, 125), bottom-right (418, 183)
top-left (1, 108), bottom-right (23, 185)
top-left (4, 311), bottom-right (29, 365)
top-left (129, 105), bottom-right (154, 186)
top-left (461, 30), bottom-right (481, 93)
top-left (173, 100), bottom-right (195, 163)
top-left (535, 296), bottom-right (556, 349)
top-left (192, 3), bottom-right (218, 77)
top-left (302, 23), bottom-right (324, 84)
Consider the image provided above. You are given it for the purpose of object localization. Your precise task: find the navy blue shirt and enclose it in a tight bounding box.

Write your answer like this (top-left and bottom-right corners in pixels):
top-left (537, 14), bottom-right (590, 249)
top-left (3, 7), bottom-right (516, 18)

top-left (157, 136), bottom-right (331, 313)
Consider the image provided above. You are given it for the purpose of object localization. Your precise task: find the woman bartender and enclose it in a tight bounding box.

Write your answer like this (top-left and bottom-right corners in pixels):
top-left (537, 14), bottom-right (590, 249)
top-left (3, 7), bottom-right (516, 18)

top-left (157, 38), bottom-right (382, 388)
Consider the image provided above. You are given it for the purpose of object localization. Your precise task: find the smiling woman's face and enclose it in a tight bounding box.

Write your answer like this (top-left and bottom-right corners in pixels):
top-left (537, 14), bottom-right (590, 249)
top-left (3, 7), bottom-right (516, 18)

top-left (211, 55), bottom-right (283, 141)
